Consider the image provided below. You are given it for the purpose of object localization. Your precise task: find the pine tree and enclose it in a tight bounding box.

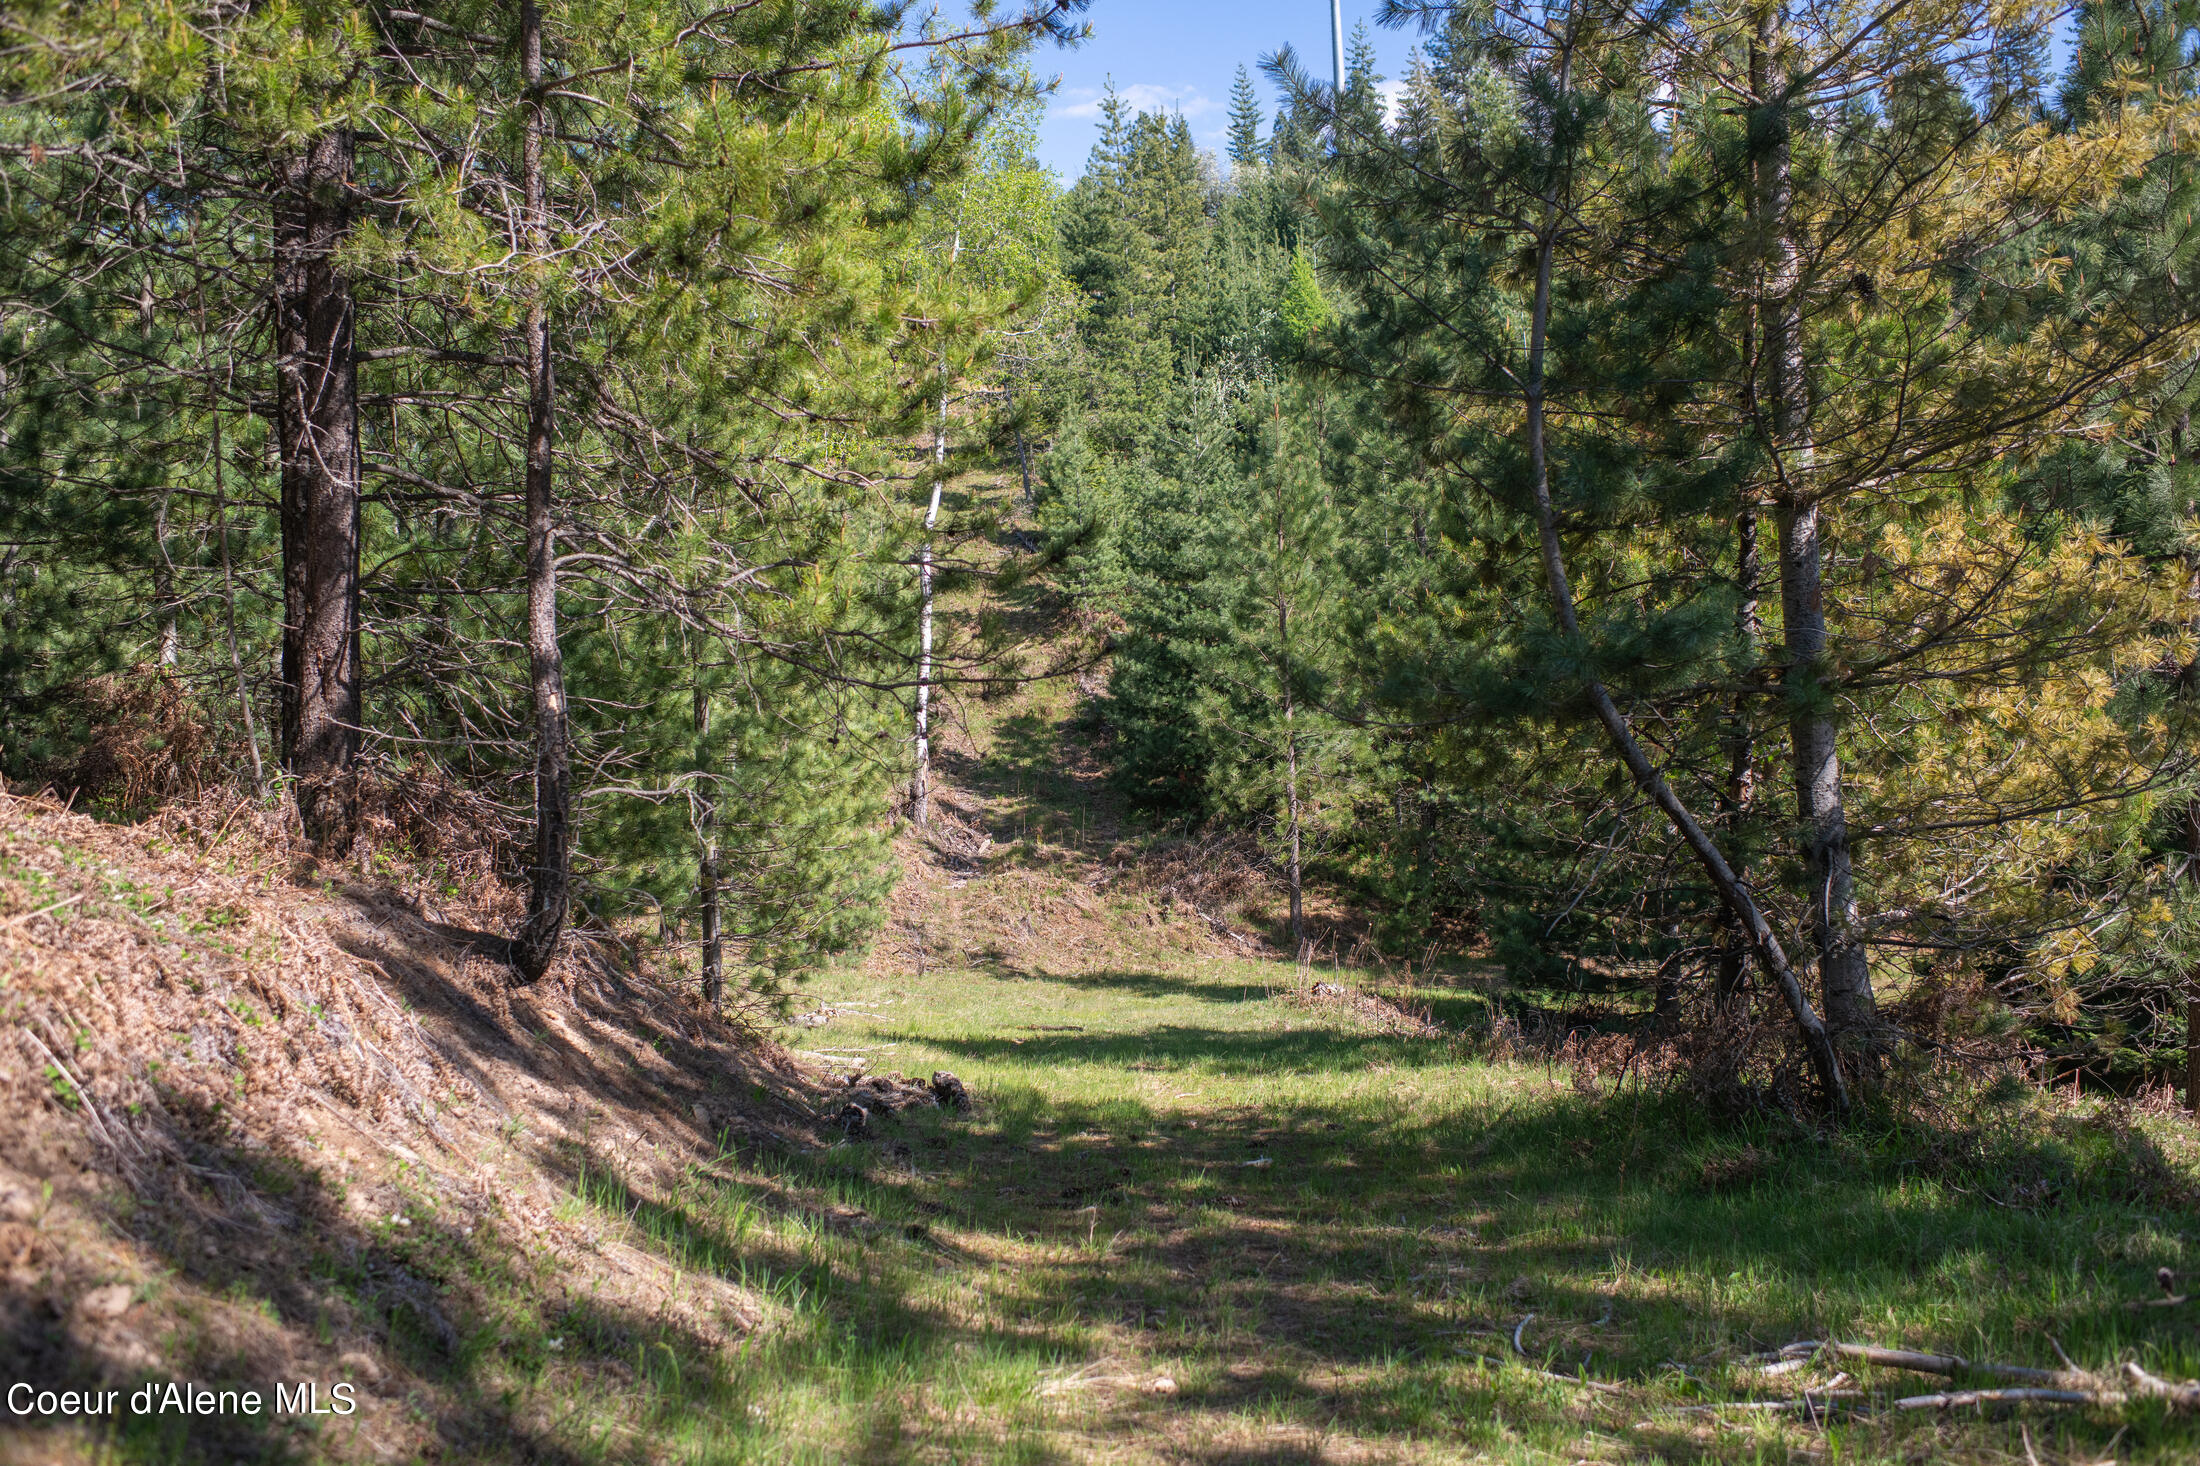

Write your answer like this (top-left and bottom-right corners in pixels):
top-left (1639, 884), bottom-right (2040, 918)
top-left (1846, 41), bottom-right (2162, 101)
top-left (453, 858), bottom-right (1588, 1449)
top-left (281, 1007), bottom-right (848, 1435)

top-left (1203, 394), bottom-right (1369, 956)
top-left (1279, 0), bottom-right (2200, 1103)
top-left (1227, 66), bottom-right (1265, 168)
top-left (1057, 95), bottom-right (1217, 455)
top-left (1, 0), bottom-right (1093, 1001)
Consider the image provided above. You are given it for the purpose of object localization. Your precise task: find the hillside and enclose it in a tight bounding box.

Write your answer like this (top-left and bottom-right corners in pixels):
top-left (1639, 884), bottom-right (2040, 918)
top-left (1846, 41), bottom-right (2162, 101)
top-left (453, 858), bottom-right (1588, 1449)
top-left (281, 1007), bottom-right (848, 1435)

top-left (0, 788), bottom-right (837, 1464)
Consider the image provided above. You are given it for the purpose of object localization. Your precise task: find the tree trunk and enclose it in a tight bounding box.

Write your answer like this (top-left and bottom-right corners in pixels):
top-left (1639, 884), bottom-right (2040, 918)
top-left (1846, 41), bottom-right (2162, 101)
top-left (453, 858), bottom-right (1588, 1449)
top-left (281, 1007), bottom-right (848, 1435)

top-left (913, 227), bottom-right (959, 830)
top-left (1519, 50), bottom-right (1847, 1109)
top-left (694, 680), bottom-right (723, 1008)
top-left (1272, 403), bottom-right (1308, 958)
top-left (914, 388), bottom-right (944, 829)
top-left (2183, 803), bottom-right (2200, 1113)
top-left (1005, 379), bottom-right (1035, 510)
top-left (2187, 995), bottom-right (2199, 1116)
top-left (512, 0), bottom-right (568, 982)
top-left (1281, 610), bottom-right (1306, 958)
top-left (273, 127), bottom-right (362, 851)
top-left (1755, 20), bottom-right (1876, 1044)
top-left (1653, 932), bottom-right (1685, 1029)
top-left (153, 491), bottom-right (178, 667)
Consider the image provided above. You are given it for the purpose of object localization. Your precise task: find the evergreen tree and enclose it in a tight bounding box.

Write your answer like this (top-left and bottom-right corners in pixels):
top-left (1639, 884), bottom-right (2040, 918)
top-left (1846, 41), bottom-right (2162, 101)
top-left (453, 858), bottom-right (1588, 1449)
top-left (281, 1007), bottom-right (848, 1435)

top-left (1, 0), bottom-right (1092, 1000)
top-left (1227, 66), bottom-right (1266, 168)
top-left (1202, 394), bottom-right (1370, 955)
top-left (1056, 94), bottom-right (1217, 455)
top-left (1229, 0), bottom-right (2200, 1106)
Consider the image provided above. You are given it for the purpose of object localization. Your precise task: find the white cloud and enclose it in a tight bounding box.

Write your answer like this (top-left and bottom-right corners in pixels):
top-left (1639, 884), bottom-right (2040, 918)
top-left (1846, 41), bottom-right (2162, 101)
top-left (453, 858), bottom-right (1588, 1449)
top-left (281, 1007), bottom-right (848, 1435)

top-left (1055, 83), bottom-right (1220, 121)
top-left (1375, 78), bottom-right (1408, 123)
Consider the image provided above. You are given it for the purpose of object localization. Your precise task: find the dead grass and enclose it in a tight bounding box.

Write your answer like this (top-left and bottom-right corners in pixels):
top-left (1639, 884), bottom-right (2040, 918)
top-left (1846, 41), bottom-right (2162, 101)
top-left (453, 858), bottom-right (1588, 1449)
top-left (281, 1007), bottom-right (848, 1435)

top-left (0, 784), bottom-right (838, 1464)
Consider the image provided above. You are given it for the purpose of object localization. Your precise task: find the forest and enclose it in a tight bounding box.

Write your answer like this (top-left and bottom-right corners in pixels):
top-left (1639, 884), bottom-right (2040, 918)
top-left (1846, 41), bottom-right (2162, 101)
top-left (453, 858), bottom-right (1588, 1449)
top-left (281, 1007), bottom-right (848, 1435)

top-left (7, 0), bottom-right (2200, 1461)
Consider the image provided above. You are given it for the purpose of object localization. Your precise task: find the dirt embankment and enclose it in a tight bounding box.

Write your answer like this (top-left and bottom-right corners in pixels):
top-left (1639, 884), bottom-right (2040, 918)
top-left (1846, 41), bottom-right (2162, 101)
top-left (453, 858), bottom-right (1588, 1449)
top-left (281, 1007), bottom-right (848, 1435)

top-left (0, 789), bottom-right (837, 1464)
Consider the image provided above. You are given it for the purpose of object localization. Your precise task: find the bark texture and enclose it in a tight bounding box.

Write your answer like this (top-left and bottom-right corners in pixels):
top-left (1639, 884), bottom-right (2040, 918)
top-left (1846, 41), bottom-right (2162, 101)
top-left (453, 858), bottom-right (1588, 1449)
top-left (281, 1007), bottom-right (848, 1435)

top-left (1714, 500), bottom-right (1762, 1007)
top-left (1755, 28), bottom-right (1877, 1043)
top-left (913, 403), bottom-right (943, 829)
top-left (912, 229), bottom-right (958, 830)
top-left (1279, 595), bottom-right (1306, 958)
top-left (512, 0), bottom-right (569, 982)
top-left (274, 127), bottom-right (362, 851)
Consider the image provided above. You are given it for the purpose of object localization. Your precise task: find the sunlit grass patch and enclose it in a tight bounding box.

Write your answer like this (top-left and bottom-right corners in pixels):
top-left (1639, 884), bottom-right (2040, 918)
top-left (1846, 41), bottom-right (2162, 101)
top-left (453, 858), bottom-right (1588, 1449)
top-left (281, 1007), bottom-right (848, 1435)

top-left (444, 947), bottom-right (2200, 1461)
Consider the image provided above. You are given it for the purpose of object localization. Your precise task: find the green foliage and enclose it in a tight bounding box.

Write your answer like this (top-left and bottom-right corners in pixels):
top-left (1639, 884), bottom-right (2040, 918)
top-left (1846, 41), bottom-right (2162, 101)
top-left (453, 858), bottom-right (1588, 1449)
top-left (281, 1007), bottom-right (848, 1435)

top-left (0, 0), bottom-right (1090, 1000)
top-left (1036, 0), bottom-right (2200, 1076)
top-left (1275, 252), bottom-right (1332, 347)
top-left (1226, 65), bottom-right (1265, 168)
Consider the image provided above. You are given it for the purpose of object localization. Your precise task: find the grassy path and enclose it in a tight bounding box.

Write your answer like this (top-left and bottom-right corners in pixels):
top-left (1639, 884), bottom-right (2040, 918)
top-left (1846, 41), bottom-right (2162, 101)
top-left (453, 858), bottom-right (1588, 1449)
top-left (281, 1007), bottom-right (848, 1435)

top-left (553, 949), bottom-right (2200, 1464)
top-left (533, 537), bottom-right (2200, 1462)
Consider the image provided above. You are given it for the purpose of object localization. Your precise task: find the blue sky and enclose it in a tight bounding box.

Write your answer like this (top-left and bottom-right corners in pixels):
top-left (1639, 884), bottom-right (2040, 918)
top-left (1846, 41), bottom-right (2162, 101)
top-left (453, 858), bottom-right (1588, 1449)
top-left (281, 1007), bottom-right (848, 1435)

top-left (1029, 1), bottom-right (1422, 180)
top-left (1020, 2), bottom-right (2085, 184)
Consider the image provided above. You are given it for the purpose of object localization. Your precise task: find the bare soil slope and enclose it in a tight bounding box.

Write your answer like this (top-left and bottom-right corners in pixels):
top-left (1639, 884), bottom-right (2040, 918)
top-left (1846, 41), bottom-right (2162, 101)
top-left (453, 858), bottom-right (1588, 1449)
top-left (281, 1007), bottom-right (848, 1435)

top-left (0, 788), bottom-right (835, 1465)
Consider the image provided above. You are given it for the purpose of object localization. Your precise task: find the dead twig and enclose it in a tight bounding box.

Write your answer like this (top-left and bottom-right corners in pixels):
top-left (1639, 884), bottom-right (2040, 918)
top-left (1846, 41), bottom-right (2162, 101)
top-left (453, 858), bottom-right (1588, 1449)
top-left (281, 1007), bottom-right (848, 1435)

top-left (1776, 1340), bottom-right (2090, 1389)
top-left (1749, 1338), bottom-right (2200, 1416)
top-left (1893, 1388), bottom-right (2110, 1410)
top-left (2123, 1361), bottom-right (2200, 1409)
top-left (19, 1026), bottom-right (141, 1168)
top-left (1668, 1390), bottom-right (1865, 1417)
top-left (2, 894), bottom-right (85, 931)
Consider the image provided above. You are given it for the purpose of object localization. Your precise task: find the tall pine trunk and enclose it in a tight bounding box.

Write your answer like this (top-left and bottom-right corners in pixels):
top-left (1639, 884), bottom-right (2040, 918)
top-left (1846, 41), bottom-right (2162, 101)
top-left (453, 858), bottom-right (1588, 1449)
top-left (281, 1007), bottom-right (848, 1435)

top-left (274, 127), bottom-right (362, 851)
top-left (512, 0), bottom-right (569, 982)
top-left (1714, 501), bottom-right (1761, 1006)
top-left (1754, 13), bottom-right (1876, 1044)
top-left (153, 492), bottom-right (178, 666)
top-left (1279, 598), bottom-right (1306, 958)
top-left (1007, 380), bottom-right (1035, 510)
top-left (208, 378), bottom-right (266, 794)
top-left (1269, 402), bottom-right (1307, 957)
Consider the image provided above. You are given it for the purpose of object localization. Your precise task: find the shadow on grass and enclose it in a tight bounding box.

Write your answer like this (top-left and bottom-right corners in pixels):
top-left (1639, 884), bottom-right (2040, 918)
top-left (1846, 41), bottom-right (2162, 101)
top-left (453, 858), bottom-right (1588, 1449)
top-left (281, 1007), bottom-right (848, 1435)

top-left (917, 1020), bottom-right (1465, 1077)
top-left (1006, 964), bottom-right (1280, 1007)
top-left (729, 1017), bottom-right (2200, 1460)
top-left (23, 920), bottom-right (2200, 1463)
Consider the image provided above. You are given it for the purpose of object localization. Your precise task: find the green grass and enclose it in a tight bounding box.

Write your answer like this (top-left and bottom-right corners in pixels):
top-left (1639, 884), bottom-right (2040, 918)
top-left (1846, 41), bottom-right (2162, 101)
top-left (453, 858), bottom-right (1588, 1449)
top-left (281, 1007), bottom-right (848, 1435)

top-left (437, 952), bottom-right (2200, 1464)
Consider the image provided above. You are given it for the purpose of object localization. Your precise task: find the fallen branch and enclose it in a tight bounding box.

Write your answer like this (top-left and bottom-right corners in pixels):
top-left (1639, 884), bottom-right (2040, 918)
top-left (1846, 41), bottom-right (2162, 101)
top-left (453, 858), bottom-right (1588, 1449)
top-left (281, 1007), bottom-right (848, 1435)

top-left (1894, 1388), bottom-right (2109, 1410)
top-left (1, 894), bottom-right (85, 931)
top-left (2124, 1362), bottom-right (2200, 1409)
top-left (1776, 1341), bottom-right (2088, 1389)
top-left (1670, 1389), bottom-right (1864, 1416)
top-left (20, 1026), bottom-right (141, 1170)
top-left (1764, 1338), bottom-right (2200, 1413)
